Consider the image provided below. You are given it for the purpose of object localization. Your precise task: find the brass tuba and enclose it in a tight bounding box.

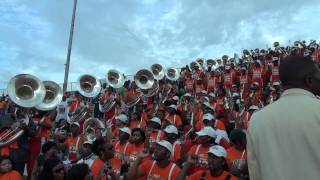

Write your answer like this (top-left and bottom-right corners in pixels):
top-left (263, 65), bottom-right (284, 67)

top-left (77, 74), bottom-right (101, 98)
top-left (165, 67), bottom-right (180, 81)
top-left (35, 81), bottom-right (63, 111)
top-left (135, 69), bottom-right (157, 99)
top-left (83, 118), bottom-right (105, 142)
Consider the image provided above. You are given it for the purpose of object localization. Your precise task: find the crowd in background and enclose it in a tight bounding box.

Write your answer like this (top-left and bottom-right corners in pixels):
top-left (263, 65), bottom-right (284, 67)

top-left (0, 40), bottom-right (320, 180)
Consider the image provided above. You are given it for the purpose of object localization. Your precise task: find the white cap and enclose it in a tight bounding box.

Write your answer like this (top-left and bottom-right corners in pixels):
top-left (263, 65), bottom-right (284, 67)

top-left (156, 140), bottom-right (173, 153)
top-left (225, 65), bottom-right (231, 70)
top-left (208, 145), bottom-right (227, 158)
top-left (273, 81), bottom-right (280, 86)
top-left (115, 114), bottom-right (128, 123)
top-left (232, 92), bottom-right (239, 97)
top-left (249, 105), bottom-right (259, 110)
top-left (208, 92), bottom-right (215, 97)
top-left (71, 122), bottom-right (80, 127)
top-left (184, 93), bottom-right (192, 97)
top-left (196, 127), bottom-right (216, 138)
top-left (202, 113), bottom-right (214, 121)
top-left (168, 104), bottom-right (177, 110)
top-left (119, 127), bottom-right (131, 135)
top-left (149, 117), bottom-right (162, 125)
top-left (172, 96), bottom-right (179, 101)
top-left (201, 90), bottom-right (208, 94)
top-left (163, 125), bottom-right (178, 135)
top-left (202, 102), bottom-right (214, 111)
top-left (272, 57), bottom-right (279, 61)
top-left (83, 140), bottom-right (93, 145)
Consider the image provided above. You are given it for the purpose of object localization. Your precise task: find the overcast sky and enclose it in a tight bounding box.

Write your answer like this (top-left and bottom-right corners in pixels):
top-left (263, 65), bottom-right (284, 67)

top-left (1, 0), bottom-right (320, 90)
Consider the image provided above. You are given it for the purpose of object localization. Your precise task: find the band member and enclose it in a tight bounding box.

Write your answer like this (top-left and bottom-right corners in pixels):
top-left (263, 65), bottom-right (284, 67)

top-left (65, 122), bottom-right (84, 162)
top-left (162, 125), bottom-right (182, 163)
top-left (127, 140), bottom-right (181, 180)
top-left (126, 128), bottom-right (146, 163)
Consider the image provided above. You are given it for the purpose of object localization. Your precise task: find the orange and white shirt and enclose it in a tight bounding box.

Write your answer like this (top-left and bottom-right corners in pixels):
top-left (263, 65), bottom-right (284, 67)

top-left (139, 160), bottom-right (181, 180)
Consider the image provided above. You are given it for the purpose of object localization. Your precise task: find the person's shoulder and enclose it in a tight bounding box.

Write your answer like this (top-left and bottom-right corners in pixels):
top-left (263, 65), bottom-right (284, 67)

top-left (10, 170), bottom-right (22, 178)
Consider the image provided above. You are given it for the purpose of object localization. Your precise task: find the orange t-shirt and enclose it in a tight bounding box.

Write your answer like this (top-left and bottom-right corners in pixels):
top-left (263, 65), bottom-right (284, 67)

top-left (227, 146), bottom-right (247, 169)
top-left (0, 170), bottom-right (22, 180)
top-left (91, 158), bottom-right (121, 180)
top-left (113, 141), bottom-right (130, 160)
top-left (69, 99), bottom-right (80, 113)
top-left (195, 120), bottom-right (226, 132)
top-left (126, 143), bottom-right (145, 163)
top-left (139, 160), bottom-right (181, 180)
top-left (165, 113), bottom-right (182, 127)
top-left (129, 118), bottom-right (147, 130)
top-left (188, 170), bottom-right (237, 180)
top-left (40, 117), bottom-right (52, 141)
top-left (65, 135), bottom-right (83, 161)
top-left (188, 144), bottom-right (210, 172)
top-left (171, 141), bottom-right (182, 162)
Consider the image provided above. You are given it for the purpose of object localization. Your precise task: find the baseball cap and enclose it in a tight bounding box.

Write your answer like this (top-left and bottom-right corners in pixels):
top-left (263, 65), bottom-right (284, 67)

top-left (183, 93), bottom-right (192, 97)
top-left (168, 104), bottom-right (177, 110)
top-left (208, 92), bottom-right (215, 97)
top-left (115, 114), bottom-right (128, 123)
top-left (172, 96), bottom-right (179, 101)
top-left (196, 127), bottom-right (216, 138)
top-left (83, 140), bottom-right (93, 145)
top-left (272, 57), bottom-right (279, 61)
top-left (119, 127), bottom-right (131, 135)
top-left (201, 90), bottom-right (208, 94)
top-left (249, 105), bottom-right (259, 110)
top-left (156, 140), bottom-right (173, 153)
top-left (202, 102), bottom-right (214, 111)
top-left (163, 125), bottom-right (178, 135)
top-left (149, 117), bottom-right (162, 125)
top-left (71, 122), bottom-right (80, 127)
top-left (273, 81), bottom-right (280, 86)
top-left (208, 145), bottom-right (227, 158)
top-left (202, 113), bottom-right (214, 121)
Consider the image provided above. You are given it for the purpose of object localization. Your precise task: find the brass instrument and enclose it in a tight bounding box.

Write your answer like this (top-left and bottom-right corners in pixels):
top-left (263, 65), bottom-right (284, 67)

top-left (35, 81), bottom-right (63, 111)
top-left (134, 69), bottom-right (154, 90)
top-left (7, 74), bottom-right (45, 107)
top-left (76, 74), bottom-right (101, 98)
top-left (106, 69), bottom-right (125, 89)
top-left (83, 118), bottom-right (106, 142)
top-left (4, 74), bottom-right (46, 147)
top-left (70, 106), bottom-right (89, 123)
top-left (165, 67), bottom-right (180, 81)
top-left (151, 64), bottom-right (165, 80)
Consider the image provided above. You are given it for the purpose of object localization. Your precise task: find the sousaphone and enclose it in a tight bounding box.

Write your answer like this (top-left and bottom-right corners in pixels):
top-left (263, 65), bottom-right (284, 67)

top-left (35, 81), bottom-right (63, 111)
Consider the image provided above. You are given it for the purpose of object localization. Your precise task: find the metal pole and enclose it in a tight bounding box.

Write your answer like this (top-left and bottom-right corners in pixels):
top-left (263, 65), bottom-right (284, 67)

top-left (63, 0), bottom-right (78, 93)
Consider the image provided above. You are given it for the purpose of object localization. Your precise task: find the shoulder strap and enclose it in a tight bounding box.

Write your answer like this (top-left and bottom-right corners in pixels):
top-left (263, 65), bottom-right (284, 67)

top-left (123, 142), bottom-right (130, 154)
top-left (168, 163), bottom-right (176, 180)
top-left (195, 144), bottom-right (201, 155)
top-left (147, 161), bottom-right (157, 179)
top-left (75, 136), bottom-right (81, 150)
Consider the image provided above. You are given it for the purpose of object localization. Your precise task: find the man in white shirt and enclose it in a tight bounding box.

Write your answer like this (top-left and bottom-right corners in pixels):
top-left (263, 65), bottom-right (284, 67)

top-left (247, 56), bottom-right (320, 180)
top-left (55, 96), bottom-right (70, 122)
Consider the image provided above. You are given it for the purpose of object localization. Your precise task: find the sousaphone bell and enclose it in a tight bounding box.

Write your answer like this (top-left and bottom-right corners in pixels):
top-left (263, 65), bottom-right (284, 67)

top-left (35, 81), bottom-right (63, 111)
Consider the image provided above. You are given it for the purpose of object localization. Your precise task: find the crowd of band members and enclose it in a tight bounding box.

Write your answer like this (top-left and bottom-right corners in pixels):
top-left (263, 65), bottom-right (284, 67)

top-left (0, 40), bottom-right (319, 180)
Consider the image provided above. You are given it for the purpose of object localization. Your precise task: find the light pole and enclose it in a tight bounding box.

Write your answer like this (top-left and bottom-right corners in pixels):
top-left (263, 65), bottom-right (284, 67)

top-left (63, 0), bottom-right (78, 93)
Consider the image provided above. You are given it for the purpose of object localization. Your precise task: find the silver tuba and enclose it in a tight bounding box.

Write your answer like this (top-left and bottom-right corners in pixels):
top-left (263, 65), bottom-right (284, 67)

top-left (83, 118), bottom-right (106, 142)
top-left (134, 69), bottom-right (154, 90)
top-left (77, 74), bottom-right (101, 98)
top-left (3, 74), bottom-right (45, 147)
top-left (106, 69), bottom-right (125, 89)
top-left (7, 74), bottom-right (46, 107)
top-left (35, 81), bottom-right (63, 111)
top-left (151, 64), bottom-right (165, 80)
top-left (165, 67), bottom-right (180, 81)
